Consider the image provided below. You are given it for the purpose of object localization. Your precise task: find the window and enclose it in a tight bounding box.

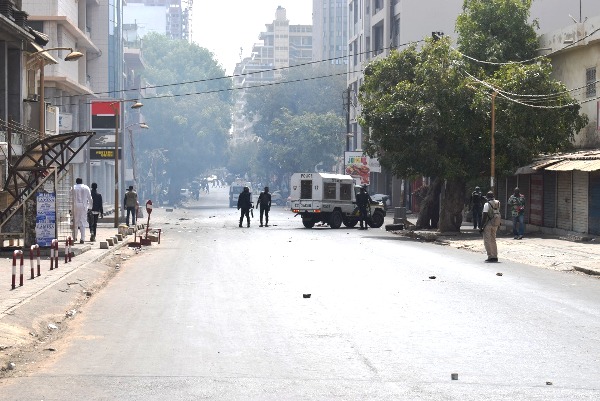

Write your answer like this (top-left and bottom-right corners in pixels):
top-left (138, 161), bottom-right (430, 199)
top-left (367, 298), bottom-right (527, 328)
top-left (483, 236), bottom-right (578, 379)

top-left (586, 67), bottom-right (597, 98)
top-left (324, 183), bottom-right (337, 200)
top-left (301, 180), bottom-right (312, 199)
top-left (340, 184), bottom-right (353, 200)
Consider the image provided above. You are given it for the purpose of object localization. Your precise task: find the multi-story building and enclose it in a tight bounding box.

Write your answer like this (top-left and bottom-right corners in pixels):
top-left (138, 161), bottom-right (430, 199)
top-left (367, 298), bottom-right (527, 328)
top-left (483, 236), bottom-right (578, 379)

top-left (312, 0), bottom-right (348, 66)
top-left (22, 0), bottom-right (146, 229)
top-left (231, 7), bottom-right (313, 144)
top-left (124, 0), bottom-right (192, 42)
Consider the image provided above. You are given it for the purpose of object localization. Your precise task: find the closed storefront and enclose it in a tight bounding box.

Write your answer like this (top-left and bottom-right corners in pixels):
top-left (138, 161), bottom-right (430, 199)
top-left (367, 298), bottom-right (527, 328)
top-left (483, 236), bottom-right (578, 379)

top-left (556, 171), bottom-right (572, 230)
top-left (530, 174), bottom-right (543, 226)
top-left (572, 171), bottom-right (589, 233)
top-left (543, 171), bottom-right (557, 228)
top-left (589, 172), bottom-right (600, 235)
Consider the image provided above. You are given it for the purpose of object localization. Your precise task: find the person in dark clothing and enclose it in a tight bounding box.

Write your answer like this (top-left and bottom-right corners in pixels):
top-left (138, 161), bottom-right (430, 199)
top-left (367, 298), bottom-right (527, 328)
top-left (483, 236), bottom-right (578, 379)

top-left (237, 186), bottom-right (252, 227)
top-left (89, 183), bottom-right (104, 242)
top-left (470, 186), bottom-right (484, 229)
top-left (255, 186), bottom-right (272, 227)
top-left (355, 185), bottom-right (373, 230)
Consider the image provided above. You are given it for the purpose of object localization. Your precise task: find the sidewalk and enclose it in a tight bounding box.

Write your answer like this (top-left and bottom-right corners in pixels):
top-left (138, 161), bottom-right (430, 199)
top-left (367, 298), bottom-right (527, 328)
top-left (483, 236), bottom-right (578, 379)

top-left (0, 221), bottom-right (141, 317)
top-left (385, 214), bottom-right (600, 276)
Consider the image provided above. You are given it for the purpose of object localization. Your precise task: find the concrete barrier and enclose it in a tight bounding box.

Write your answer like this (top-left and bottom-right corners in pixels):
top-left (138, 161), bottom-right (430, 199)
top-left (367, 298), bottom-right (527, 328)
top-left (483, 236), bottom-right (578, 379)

top-left (12, 250), bottom-right (24, 289)
top-left (30, 244), bottom-right (40, 279)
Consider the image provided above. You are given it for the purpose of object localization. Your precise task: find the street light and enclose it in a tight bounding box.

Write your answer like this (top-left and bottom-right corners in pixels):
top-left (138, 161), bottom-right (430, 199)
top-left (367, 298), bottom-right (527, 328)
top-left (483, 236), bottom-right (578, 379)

top-left (28, 47), bottom-right (83, 138)
top-left (126, 122), bottom-right (150, 194)
top-left (109, 100), bottom-right (143, 227)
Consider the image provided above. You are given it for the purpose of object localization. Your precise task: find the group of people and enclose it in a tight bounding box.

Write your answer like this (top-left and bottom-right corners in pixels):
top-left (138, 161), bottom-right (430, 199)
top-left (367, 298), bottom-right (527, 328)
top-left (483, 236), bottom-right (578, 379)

top-left (236, 184), bottom-right (374, 230)
top-left (470, 186), bottom-right (527, 263)
top-left (237, 186), bottom-right (272, 228)
top-left (72, 179), bottom-right (138, 243)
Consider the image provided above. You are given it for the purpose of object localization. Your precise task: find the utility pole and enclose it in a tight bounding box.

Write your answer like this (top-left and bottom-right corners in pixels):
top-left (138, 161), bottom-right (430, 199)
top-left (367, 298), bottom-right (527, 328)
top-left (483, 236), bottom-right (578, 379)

top-left (491, 92), bottom-right (497, 190)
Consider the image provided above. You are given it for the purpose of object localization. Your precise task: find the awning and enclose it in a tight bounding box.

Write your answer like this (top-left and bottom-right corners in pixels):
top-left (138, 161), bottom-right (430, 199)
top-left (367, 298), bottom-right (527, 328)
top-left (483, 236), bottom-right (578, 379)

top-left (514, 158), bottom-right (562, 175)
top-left (545, 159), bottom-right (600, 172)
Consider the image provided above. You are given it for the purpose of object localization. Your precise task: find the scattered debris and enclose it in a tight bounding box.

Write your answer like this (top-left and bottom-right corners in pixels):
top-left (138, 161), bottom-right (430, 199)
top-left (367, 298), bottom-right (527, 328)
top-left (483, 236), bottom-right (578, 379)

top-left (7, 362), bottom-right (16, 370)
top-left (66, 309), bottom-right (77, 318)
top-left (496, 272), bottom-right (503, 276)
top-left (48, 324), bottom-right (58, 330)
top-left (429, 276), bottom-right (436, 280)
top-left (451, 373), bottom-right (458, 380)
top-left (45, 348), bottom-right (56, 352)
top-left (83, 290), bottom-right (93, 297)
top-left (546, 381), bottom-right (553, 385)
top-left (0, 345), bottom-right (12, 351)
top-left (303, 294), bottom-right (311, 298)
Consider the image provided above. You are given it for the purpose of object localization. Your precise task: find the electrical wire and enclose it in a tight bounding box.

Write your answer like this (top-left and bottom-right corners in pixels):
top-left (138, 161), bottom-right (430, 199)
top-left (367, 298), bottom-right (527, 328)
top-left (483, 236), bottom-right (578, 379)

top-left (451, 26), bottom-right (600, 66)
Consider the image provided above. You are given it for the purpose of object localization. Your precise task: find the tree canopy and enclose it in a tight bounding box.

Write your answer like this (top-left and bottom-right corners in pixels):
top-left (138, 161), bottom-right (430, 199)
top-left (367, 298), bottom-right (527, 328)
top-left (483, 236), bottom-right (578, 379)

top-left (231, 63), bottom-right (346, 185)
top-left (358, 0), bottom-right (588, 231)
top-left (138, 33), bottom-right (233, 200)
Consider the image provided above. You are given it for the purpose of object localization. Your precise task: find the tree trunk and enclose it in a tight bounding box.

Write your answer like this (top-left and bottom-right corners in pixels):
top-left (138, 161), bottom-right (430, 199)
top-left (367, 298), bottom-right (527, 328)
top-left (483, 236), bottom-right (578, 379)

top-left (415, 177), bottom-right (442, 229)
top-left (438, 178), bottom-right (466, 233)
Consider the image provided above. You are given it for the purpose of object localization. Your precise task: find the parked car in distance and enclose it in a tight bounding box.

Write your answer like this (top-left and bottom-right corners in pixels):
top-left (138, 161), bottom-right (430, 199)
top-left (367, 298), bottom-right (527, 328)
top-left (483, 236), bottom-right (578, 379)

top-left (371, 194), bottom-right (391, 210)
top-left (180, 188), bottom-right (190, 199)
top-left (271, 190), bottom-right (285, 206)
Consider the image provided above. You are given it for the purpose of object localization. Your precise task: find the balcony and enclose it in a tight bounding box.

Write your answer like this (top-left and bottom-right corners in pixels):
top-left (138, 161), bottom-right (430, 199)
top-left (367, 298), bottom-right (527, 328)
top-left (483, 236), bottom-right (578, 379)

top-left (27, 15), bottom-right (100, 53)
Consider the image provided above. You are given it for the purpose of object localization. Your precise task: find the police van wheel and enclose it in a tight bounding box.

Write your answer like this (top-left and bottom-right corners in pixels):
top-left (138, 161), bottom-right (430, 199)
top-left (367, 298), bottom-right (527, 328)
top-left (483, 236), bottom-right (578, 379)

top-left (329, 211), bottom-right (343, 229)
top-left (302, 219), bottom-right (315, 228)
top-left (368, 210), bottom-right (385, 228)
top-left (343, 218), bottom-right (358, 228)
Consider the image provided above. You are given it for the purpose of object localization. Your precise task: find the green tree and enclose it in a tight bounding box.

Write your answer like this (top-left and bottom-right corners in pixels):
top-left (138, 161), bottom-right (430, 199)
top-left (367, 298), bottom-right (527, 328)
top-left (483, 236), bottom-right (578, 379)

top-left (359, 0), bottom-right (587, 232)
top-left (254, 111), bottom-right (345, 179)
top-left (138, 33), bottom-right (232, 202)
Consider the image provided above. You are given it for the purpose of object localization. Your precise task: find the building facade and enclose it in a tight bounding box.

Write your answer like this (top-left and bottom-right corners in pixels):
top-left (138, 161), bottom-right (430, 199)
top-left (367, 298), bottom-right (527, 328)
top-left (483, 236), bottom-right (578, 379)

top-left (123, 0), bottom-right (192, 42)
top-left (313, 0), bottom-right (348, 66)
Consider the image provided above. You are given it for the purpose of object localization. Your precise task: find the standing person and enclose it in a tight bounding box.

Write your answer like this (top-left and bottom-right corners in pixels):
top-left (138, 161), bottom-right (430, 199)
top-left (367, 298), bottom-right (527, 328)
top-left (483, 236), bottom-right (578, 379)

top-left (480, 191), bottom-right (501, 262)
top-left (507, 187), bottom-right (526, 239)
top-left (237, 186), bottom-right (252, 227)
top-left (256, 186), bottom-right (272, 227)
top-left (356, 185), bottom-right (373, 230)
top-left (470, 186), bottom-right (484, 229)
top-left (72, 178), bottom-right (92, 244)
top-left (123, 185), bottom-right (138, 227)
top-left (89, 183), bottom-right (104, 242)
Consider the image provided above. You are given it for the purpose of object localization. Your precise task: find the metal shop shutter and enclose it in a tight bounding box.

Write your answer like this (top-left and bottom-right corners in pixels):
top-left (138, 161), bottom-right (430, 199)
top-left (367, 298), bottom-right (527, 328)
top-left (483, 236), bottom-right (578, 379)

top-left (518, 175), bottom-right (530, 224)
top-left (556, 171), bottom-right (572, 230)
top-left (543, 171), bottom-right (556, 228)
top-left (529, 174), bottom-right (544, 226)
top-left (589, 172), bottom-right (600, 235)
top-left (497, 178), bottom-right (507, 219)
top-left (572, 171), bottom-right (589, 233)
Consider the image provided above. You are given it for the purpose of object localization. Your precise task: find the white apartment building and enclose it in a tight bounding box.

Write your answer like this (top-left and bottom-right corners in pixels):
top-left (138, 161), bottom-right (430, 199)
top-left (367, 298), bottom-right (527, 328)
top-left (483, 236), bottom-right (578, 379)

top-left (123, 0), bottom-right (192, 42)
top-left (22, 0), bottom-right (146, 214)
top-left (539, 15), bottom-right (600, 149)
top-left (231, 7), bottom-right (313, 144)
top-left (313, 0), bottom-right (348, 66)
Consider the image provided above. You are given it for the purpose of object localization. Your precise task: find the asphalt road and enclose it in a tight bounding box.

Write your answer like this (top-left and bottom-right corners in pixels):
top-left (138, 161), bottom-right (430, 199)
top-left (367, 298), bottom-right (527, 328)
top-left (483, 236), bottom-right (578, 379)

top-left (1, 186), bottom-right (599, 400)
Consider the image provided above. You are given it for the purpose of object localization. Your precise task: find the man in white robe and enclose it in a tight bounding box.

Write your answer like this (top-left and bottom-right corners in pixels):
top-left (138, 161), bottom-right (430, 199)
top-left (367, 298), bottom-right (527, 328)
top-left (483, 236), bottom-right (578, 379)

top-left (72, 178), bottom-right (92, 244)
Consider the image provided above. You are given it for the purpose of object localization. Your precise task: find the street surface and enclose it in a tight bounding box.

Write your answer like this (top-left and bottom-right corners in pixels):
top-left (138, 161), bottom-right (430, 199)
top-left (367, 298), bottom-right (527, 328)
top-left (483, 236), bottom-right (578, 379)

top-left (1, 186), bottom-right (599, 400)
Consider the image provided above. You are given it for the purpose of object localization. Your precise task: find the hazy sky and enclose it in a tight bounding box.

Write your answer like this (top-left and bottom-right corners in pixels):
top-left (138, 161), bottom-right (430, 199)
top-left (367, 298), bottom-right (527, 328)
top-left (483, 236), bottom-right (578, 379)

top-left (192, 1), bottom-right (313, 74)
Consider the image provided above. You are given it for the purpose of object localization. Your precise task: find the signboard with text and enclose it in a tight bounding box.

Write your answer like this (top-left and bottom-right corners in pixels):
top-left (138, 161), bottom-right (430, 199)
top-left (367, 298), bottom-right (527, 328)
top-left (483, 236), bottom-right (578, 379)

top-left (343, 151), bottom-right (381, 185)
top-left (35, 192), bottom-right (56, 247)
top-left (90, 148), bottom-right (122, 159)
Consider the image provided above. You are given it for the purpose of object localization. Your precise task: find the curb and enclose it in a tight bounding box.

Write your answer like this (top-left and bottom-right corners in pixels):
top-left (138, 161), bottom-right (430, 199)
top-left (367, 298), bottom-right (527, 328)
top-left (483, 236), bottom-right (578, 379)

top-left (573, 266), bottom-right (600, 276)
top-left (0, 235), bottom-right (132, 319)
